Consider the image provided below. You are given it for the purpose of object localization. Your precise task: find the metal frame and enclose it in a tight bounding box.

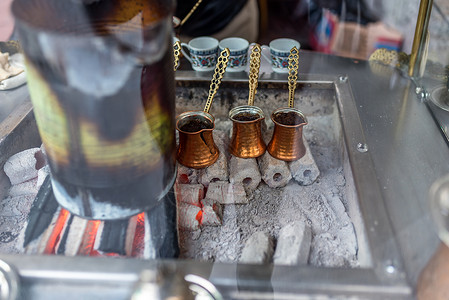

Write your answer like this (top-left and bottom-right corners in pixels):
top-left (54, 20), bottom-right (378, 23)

top-left (0, 71), bottom-right (413, 299)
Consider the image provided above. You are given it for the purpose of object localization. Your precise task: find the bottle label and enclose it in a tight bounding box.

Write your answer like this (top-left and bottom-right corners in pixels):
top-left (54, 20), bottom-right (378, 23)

top-left (26, 60), bottom-right (173, 180)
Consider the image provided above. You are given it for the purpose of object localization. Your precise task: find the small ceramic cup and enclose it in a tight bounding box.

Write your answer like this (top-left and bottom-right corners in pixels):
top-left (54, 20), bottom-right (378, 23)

top-left (218, 37), bottom-right (249, 72)
top-left (181, 36), bottom-right (219, 71)
top-left (261, 38), bottom-right (301, 73)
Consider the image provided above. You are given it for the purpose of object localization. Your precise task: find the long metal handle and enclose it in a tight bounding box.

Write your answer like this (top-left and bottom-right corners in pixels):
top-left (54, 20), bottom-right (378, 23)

top-left (173, 40), bottom-right (181, 71)
top-left (408, 0), bottom-right (433, 77)
top-left (203, 48), bottom-right (230, 113)
top-left (247, 44), bottom-right (261, 106)
top-left (287, 46), bottom-right (299, 108)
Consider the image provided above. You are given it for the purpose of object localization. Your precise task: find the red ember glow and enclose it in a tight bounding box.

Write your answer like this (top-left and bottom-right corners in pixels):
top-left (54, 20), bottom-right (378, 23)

top-left (44, 208), bottom-right (70, 254)
top-left (196, 210), bottom-right (203, 225)
top-left (78, 220), bottom-right (101, 256)
top-left (179, 174), bottom-right (189, 184)
top-left (131, 212), bottom-right (146, 257)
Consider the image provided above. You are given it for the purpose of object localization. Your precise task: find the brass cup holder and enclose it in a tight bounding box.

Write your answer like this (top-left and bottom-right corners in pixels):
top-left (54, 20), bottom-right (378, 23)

top-left (267, 107), bottom-right (308, 161)
top-left (176, 111), bottom-right (219, 169)
top-left (229, 105), bottom-right (266, 158)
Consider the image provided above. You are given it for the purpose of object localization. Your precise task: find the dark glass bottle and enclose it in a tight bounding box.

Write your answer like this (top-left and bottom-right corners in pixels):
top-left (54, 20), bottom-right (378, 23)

top-left (13, 0), bottom-right (177, 220)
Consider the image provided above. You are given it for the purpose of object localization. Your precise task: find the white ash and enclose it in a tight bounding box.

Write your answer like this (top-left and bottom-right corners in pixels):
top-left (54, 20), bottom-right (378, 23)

top-left (176, 164), bottom-right (199, 184)
top-left (7, 178), bottom-right (38, 198)
top-left (200, 198), bottom-right (222, 226)
top-left (213, 118), bottom-right (233, 134)
top-left (274, 221), bottom-right (312, 265)
top-left (198, 130), bottom-right (229, 187)
top-left (175, 183), bottom-right (204, 206)
top-left (257, 151), bottom-right (292, 188)
top-left (37, 165), bottom-right (50, 188)
top-left (178, 202), bottom-right (202, 231)
top-left (3, 148), bottom-right (45, 185)
top-left (239, 231), bottom-right (274, 264)
top-left (180, 169), bottom-right (358, 267)
top-left (179, 107), bottom-right (360, 268)
top-left (0, 147), bottom-right (49, 254)
top-left (229, 156), bottom-right (261, 192)
top-left (0, 194), bottom-right (35, 253)
top-left (289, 137), bottom-right (320, 186)
top-left (205, 181), bottom-right (247, 205)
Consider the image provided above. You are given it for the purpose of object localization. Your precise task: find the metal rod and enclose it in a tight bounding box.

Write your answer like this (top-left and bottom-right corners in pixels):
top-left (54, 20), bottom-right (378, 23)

top-left (408, 0), bottom-right (433, 77)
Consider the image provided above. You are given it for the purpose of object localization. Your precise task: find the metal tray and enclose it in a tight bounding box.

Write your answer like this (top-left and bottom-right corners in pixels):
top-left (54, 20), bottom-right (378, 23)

top-left (0, 70), bottom-right (412, 299)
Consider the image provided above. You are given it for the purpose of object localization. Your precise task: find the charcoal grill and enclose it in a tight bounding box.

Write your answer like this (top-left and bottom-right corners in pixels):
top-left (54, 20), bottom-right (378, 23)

top-left (0, 51), bottom-right (448, 299)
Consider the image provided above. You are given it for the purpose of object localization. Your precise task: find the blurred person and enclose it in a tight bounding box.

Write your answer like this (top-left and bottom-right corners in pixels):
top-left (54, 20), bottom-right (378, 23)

top-left (0, 0), bottom-right (15, 41)
top-left (174, 0), bottom-right (259, 42)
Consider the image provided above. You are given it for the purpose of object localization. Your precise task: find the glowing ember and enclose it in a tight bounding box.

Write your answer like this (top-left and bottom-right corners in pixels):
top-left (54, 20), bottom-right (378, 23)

top-left (131, 213), bottom-right (146, 257)
top-left (78, 220), bottom-right (101, 256)
top-left (44, 208), bottom-right (70, 254)
top-left (196, 210), bottom-right (203, 224)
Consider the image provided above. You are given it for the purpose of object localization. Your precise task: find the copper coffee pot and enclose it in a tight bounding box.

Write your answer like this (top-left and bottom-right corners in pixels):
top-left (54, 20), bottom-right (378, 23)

top-left (228, 44), bottom-right (266, 158)
top-left (176, 48), bottom-right (230, 169)
top-left (267, 46), bottom-right (308, 161)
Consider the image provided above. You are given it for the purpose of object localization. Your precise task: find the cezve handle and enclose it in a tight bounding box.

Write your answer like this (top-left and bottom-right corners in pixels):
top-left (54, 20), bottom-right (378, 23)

top-left (203, 48), bottom-right (230, 113)
top-left (287, 46), bottom-right (299, 108)
top-left (247, 44), bottom-right (261, 106)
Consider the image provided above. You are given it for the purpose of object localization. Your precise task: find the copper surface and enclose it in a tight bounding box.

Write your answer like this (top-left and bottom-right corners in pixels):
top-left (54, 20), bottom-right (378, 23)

top-left (267, 107), bottom-right (307, 161)
top-left (229, 106), bottom-right (266, 158)
top-left (268, 47), bottom-right (307, 161)
top-left (176, 111), bottom-right (219, 169)
top-left (176, 49), bottom-right (229, 168)
top-left (229, 45), bottom-right (265, 158)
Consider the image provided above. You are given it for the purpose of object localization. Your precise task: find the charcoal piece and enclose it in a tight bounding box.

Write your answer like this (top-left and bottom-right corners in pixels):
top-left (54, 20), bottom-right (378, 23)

top-left (175, 183), bottom-right (204, 206)
top-left (4, 148), bottom-right (42, 185)
top-left (178, 202), bottom-right (202, 230)
top-left (176, 164), bottom-right (199, 184)
top-left (239, 231), bottom-right (274, 264)
top-left (198, 130), bottom-right (229, 187)
top-left (146, 188), bottom-right (179, 259)
top-left (289, 137), bottom-right (320, 186)
top-left (229, 156), bottom-right (261, 192)
top-left (96, 219), bottom-right (129, 256)
top-left (273, 221), bottom-right (312, 265)
top-left (258, 151), bottom-right (292, 188)
top-left (23, 176), bottom-right (59, 248)
top-left (205, 181), bottom-right (247, 204)
top-left (0, 232), bottom-right (19, 243)
top-left (58, 216), bottom-right (89, 256)
top-left (56, 214), bottom-right (74, 255)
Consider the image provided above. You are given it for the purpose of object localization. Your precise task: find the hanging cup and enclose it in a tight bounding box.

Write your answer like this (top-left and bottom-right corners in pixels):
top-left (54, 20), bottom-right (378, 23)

top-left (267, 107), bottom-right (308, 161)
top-left (176, 111), bottom-right (219, 169)
top-left (229, 105), bottom-right (266, 158)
